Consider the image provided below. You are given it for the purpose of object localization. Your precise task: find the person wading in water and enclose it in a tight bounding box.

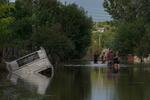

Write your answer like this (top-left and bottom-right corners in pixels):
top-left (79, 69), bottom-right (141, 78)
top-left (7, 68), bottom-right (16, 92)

top-left (107, 49), bottom-right (113, 67)
top-left (94, 52), bottom-right (99, 64)
top-left (113, 52), bottom-right (120, 73)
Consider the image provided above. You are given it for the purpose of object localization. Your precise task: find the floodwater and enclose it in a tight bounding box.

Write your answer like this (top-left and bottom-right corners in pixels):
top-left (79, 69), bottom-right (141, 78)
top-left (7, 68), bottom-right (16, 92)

top-left (1, 63), bottom-right (150, 100)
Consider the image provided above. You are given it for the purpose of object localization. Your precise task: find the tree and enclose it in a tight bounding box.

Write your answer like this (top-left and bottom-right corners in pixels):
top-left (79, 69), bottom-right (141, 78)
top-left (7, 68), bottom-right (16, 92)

top-left (12, 0), bottom-right (33, 48)
top-left (91, 21), bottom-right (115, 53)
top-left (60, 4), bottom-right (93, 58)
top-left (113, 21), bottom-right (145, 55)
top-left (103, 0), bottom-right (150, 22)
top-left (0, 0), bottom-right (9, 3)
top-left (0, 1), bottom-right (14, 62)
top-left (31, 24), bottom-right (74, 64)
top-left (0, 0), bottom-right (93, 64)
top-left (33, 1), bottom-right (92, 59)
top-left (31, 0), bottom-right (74, 63)
top-left (135, 24), bottom-right (150, 57)
top-left (103, 0), bottom-right (150, 58)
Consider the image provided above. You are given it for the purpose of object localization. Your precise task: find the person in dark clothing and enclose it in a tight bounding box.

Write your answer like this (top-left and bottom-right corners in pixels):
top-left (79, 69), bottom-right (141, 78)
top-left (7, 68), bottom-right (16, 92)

top-left (94, 53), bottom-right (99, 64)
top-left (101, 52), bottom-right (106, 64)
top-left (107, 49), bottom-right (113, 67)
top-left (113, 52), bottom-right (120, 73)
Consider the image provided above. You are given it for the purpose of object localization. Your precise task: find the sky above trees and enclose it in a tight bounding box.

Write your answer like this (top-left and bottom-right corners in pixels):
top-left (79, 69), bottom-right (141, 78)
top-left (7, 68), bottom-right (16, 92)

top-left (60, 0), bottom-right (112, 22)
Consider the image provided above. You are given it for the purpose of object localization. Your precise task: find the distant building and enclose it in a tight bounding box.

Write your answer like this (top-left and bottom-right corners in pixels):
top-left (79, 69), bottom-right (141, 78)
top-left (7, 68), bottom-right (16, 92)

top-left (96, 27), bottom-right (105, 32)
top-left (95, 26), bottom-right (110, 33)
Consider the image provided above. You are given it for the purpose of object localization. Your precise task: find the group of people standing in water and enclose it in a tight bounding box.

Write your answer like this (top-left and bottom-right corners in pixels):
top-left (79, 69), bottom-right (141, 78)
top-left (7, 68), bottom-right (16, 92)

top-left (94, 48), bottom-right (120, 72)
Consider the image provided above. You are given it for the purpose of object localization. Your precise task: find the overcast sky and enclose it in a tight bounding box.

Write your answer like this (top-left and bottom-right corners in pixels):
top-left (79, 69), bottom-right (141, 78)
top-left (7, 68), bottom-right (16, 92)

top-left (10, 0), bottom-right (15, 2)
top-left (60, 0), bottom-right (112, 22)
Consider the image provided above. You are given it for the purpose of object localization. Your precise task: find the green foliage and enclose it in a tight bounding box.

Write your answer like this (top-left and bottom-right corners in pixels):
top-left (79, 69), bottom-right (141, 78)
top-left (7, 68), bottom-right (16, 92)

top-left (97, 21), bottom-right (112, 27)
top-left (11, 0), bottom-right (32, 48)
top-left (103, 0), bottom-right (150, 21)
top-left (135, 24), bottom-right (150, 57)
top-left (103, 0), bottom-right (134, 21)
top-left (92, 21), bottom-right (115, 52)
top-left (0, 0), bottom-right (93, 63)
top-left (113, 21), bottom-right (144, 54)
top-left (33, 0), bottom-right (60, 26)
top-left (60, 4), bottom-right (93, 58)
top-left (32, 24), bottom-right (74, 62)
top-left (101, 30), bottom-right (115, 48)
top-left (2, 0), bottom-right (92, 63)
top-left (0, 0), bottom-right (9, 4)
top-left (0, 2), bottom-right (15, 48)
top-left (103, 0), bottom-right (150, 56)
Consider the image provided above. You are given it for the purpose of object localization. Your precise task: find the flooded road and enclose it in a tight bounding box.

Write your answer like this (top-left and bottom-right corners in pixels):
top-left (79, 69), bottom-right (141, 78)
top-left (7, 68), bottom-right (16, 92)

top-left (1, 64), bottom-right (150, 100)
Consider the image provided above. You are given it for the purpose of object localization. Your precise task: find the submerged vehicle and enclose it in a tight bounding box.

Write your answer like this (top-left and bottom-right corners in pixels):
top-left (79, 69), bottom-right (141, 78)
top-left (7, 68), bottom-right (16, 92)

top-left (6, 47), bottom-right (53, 74)
top-left (8, 68), bottom-right (54, 95)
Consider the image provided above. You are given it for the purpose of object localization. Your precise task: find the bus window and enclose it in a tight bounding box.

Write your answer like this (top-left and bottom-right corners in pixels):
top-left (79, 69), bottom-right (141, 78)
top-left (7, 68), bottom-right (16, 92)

top-left (17, 52), bottom-right (40, 67)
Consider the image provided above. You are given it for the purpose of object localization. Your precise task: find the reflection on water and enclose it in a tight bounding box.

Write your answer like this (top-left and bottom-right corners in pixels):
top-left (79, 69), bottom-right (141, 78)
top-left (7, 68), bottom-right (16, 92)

top-left (90, 68), bottom-right (118, 100)
top-left (0, 67), bottom-right (54, 100)
top-left (1, 64), bottom-right (150, 100)
top-left (8, 69), bottom-right (54, 95)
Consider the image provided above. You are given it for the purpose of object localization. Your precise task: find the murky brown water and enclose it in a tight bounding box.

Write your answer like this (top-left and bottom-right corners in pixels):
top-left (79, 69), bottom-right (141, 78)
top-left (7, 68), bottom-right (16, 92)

top-left (1, 64), bottom-right (150, 100)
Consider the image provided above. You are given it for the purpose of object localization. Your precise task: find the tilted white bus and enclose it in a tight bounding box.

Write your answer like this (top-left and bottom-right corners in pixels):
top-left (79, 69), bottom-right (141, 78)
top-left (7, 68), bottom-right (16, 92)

top-left (6, 47), bottom-right (53, 74)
